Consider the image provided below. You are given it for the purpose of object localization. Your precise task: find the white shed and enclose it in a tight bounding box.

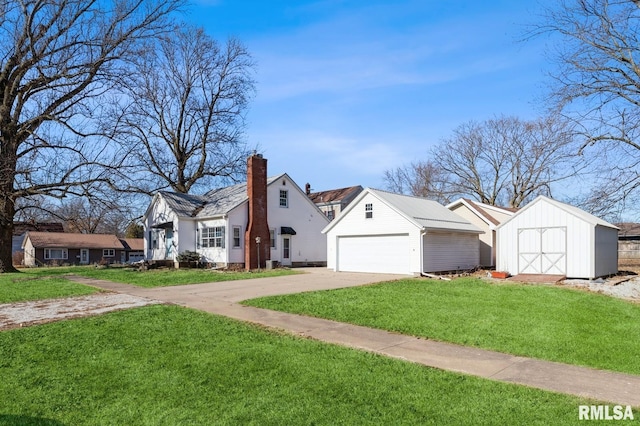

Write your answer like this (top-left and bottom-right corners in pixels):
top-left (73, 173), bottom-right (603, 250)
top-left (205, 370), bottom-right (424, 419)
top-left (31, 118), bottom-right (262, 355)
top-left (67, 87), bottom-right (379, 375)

top-left (323, 188), bottom-right (482, 275)
top-left (496, 196), bottom-right (618, 279)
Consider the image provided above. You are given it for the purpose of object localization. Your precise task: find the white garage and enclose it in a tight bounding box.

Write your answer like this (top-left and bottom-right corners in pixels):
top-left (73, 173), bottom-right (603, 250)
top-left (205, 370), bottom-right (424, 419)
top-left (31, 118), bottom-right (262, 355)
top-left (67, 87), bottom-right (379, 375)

top-left (324, 188), bottom-right (482, 275)
top-left (496, 196), bottom-right (618, 279)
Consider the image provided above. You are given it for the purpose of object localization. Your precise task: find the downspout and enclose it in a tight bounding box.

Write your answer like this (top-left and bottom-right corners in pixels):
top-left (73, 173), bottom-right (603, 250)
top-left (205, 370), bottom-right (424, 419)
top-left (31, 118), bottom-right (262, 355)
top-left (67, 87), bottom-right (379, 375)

top-left (420, 228), bottom-right (426, 275)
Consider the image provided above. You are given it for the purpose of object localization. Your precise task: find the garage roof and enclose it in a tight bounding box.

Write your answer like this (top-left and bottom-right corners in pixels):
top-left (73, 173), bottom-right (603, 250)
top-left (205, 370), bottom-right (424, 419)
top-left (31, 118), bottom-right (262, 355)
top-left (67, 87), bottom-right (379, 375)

top-left (323, 188), bottom-right (482, 234)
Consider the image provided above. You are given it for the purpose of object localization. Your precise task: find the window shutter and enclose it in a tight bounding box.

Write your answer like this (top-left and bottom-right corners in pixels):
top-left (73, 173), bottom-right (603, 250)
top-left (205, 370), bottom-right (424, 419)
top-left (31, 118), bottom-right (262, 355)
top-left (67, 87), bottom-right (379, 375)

top-left (196, 229), bottom-right (201, 249)
top-left (221, 227), bottom-right (225, 249)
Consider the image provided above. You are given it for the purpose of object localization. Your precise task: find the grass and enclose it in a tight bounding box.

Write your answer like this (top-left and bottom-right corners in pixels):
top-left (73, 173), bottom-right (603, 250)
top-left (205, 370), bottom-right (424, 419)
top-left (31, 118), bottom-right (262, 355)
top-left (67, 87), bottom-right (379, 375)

top-left (0, 268), bottom-right (100, 303)
top-left (244, 277), bottom-right (640, 376)
top-left (70, 266), bottom-right (300, 287)
top-left (0, 305), bottom-right (623, 425)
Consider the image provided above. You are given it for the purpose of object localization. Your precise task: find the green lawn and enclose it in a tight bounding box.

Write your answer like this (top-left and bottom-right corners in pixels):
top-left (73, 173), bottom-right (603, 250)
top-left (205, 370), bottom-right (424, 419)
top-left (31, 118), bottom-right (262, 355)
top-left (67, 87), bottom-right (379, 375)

top-left (244, 277), bottom-right (640, 376)
top-left (0, 305), bottom-right (620, 425)
top-left (70, 266), bottom-right (299, 287)
top-left (0, 269), bottom-right (101, 303)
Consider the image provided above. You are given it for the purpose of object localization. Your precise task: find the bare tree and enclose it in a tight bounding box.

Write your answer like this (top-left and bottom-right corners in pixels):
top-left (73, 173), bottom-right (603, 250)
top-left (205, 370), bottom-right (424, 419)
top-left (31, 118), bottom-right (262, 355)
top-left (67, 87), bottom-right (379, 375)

top-left (383, 160), bottom-right (455, 204)
top-left (52, 195), bottom-right (135, 236)
top-left (0, 0), bottom-right (183, 272)
top-left (116, 25), bottom-right (255, 194)
top-left (436, 116), bottom-right (587, 207)
top-left (533, 0), bottom-right (640, 213)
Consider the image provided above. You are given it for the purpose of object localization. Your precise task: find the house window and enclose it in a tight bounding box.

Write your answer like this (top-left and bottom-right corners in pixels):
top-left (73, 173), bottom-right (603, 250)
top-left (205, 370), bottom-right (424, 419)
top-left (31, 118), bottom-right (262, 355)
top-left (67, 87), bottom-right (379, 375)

top-left (279, 190), bottom-right (288, 207)
top-left (365, 203), bottom-right (373, 219)
top-left (44, 248), bottom-right (68, 260)
top-left (201, 226), bottom-right (225, 248)
top-left (233, 226), bottom-right (241, 248)
top-left (270, 229), bottom-right (276, 249)
top-left (103, 249), bottom-right (115, 257)
top-left (327, 209), bottom-right (335, 221)
top-left (149, 229), bottom-right (161, 249)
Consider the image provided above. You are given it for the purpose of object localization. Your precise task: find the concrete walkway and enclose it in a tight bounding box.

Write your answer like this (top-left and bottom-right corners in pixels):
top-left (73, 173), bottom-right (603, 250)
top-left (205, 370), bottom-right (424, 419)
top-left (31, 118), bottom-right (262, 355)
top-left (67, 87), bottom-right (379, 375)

top-left (67, 268), bottom-right (640, 407)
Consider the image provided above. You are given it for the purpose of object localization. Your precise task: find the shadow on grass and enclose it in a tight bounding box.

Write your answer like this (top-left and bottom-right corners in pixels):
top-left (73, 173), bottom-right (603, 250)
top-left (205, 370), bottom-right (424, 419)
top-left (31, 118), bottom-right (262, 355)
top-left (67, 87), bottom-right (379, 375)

top-left (0, 414), bottom-right (65, 425)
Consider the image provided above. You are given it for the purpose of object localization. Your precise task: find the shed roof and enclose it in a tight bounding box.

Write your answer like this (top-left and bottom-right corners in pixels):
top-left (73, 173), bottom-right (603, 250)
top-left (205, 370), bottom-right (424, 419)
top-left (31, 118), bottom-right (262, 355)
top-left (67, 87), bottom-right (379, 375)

top-left (324, 188), bottom-right (481, 234)
top-left (496, 195), bottom-right (618, 230)
top-left (24, 232), bottom-right (125, 249)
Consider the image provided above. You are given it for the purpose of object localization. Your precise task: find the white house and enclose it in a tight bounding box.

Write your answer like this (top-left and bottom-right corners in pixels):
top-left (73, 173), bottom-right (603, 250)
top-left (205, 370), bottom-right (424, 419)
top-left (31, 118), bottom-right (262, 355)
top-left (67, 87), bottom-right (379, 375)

top-left (496, 195), bottom-right (618, 279)
top-left (323, 188), bottom-right (482, 275)
top-left (143, 154), bottom-right (329, 268)
top-left (447, 198), bottom-right (516, 267)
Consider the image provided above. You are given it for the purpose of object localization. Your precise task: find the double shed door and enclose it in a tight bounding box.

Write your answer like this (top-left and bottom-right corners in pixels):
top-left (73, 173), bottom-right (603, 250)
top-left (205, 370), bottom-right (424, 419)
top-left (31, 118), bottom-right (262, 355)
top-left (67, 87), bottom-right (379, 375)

top-left (517, 227), bottom-right (567, 275)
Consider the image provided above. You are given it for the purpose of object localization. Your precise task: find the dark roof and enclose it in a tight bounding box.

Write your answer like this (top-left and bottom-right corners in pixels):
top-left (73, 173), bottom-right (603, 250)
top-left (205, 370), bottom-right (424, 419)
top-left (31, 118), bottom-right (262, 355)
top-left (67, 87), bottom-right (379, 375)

top-left (616, 222), bottom-right (640, 237)
top-left (308, 185), bottom-right (363, 204)
top-left (24, 232), bottom-right (124, 249)
top-left (13, 222), bottom-right (64, 235)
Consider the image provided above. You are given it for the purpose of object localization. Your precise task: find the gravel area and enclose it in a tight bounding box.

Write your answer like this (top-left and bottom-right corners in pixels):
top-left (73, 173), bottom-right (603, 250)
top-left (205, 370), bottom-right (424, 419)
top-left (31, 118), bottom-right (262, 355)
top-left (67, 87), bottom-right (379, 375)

top-left (0, 293), bottom-right (162, 331)
top-left (561, 275), bottom-right (640, 301)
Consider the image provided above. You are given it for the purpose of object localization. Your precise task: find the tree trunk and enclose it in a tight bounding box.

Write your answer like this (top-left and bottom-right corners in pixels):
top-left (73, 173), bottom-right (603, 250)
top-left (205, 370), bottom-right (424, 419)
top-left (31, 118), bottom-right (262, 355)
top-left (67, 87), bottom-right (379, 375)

top-left (0, 143), bottom-right (18, 273)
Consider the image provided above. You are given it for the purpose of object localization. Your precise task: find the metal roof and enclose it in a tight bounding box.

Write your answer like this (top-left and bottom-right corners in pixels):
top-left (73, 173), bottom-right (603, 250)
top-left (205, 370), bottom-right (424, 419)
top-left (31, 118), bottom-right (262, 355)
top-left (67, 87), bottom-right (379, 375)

top-left (367, 189), bottom-right (482, 233)
top-left (158, 175), bottom-right (284, 219)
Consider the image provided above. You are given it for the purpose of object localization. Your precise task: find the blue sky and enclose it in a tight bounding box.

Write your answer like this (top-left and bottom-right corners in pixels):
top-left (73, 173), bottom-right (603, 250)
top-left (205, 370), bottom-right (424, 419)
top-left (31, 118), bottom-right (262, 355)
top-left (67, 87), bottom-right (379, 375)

top-left (188, 1), bottom-right (553, 193)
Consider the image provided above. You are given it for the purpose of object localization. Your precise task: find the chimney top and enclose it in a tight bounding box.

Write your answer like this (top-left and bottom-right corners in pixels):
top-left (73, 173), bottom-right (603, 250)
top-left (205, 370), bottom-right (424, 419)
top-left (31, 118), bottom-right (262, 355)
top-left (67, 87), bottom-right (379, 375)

top-left (305, 183), bottom-right (311, 195)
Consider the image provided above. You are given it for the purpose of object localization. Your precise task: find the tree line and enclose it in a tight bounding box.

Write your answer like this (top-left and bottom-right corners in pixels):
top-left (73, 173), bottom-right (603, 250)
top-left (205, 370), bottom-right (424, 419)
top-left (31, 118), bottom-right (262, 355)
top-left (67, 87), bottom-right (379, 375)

top-left (384, 0), bottom-right (640, 221)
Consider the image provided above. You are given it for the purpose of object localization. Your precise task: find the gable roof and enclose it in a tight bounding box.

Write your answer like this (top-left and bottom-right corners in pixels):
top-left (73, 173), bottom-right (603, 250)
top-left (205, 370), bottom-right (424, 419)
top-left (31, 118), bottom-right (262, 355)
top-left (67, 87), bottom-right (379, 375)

top-left (496, 195), bottom-right (619, 230)
top-left (152, 174), bottom-right (288, 219)
top-left (24, 232), bottom-right (125, 249)
top-left (308, 186), bottom-right (363, 204)
top-left (324, 188), bottom-right (481, 234)
top-left (446, 198), bottom-right (516, 228)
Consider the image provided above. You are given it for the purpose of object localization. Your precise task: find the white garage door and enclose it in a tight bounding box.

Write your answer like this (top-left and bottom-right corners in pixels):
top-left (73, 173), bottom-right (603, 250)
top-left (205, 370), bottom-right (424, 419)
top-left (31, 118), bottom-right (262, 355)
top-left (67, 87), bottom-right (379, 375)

top-left (337, 234), bottom-right (410, 274)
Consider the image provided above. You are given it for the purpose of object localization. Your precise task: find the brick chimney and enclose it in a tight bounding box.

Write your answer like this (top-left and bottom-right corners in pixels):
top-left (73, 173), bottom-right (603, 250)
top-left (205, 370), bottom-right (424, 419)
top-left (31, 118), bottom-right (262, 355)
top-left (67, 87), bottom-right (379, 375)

top-left (245, 154), bottom-right (270, 270)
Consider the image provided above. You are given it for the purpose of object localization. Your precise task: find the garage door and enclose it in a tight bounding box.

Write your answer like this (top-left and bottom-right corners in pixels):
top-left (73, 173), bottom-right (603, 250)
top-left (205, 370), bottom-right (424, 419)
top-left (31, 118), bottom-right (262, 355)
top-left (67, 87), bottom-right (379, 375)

top-left (518, 227), bottom-right (566, 274)
top-left (337, 234), bottom-right (410, 274)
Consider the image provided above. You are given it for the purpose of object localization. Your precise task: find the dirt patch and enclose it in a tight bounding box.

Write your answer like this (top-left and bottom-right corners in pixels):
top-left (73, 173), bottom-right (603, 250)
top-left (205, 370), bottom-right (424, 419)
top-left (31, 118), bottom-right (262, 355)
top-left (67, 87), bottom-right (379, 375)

top-left (0, 293), bottom-right (162, 331)
top-left (561, 276), bottom-right (640, 302)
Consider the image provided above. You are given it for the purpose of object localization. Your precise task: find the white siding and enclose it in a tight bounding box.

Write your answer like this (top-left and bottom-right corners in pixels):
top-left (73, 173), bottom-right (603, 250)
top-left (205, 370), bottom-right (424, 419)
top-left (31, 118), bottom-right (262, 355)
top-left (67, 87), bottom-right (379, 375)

top-left (423, 232), bottom-right (479, 272)
top-left (197, 218), bottom-right (228, 264)
top-left (144, 195), bottom-right (180, 261)
top-left (497, 197), bottom-right (617, 279)
top-left (267, 176), bottom-right (329, 265)
top-left (449, 204), bottom-right (494, 267)
top-left (326, 192), bottom-right (422, 274)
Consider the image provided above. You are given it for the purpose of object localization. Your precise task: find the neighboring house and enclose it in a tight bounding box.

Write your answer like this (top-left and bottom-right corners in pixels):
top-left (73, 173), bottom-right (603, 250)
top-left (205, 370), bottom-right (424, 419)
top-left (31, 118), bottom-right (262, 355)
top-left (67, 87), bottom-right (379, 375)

top-left (307, 185), bottom-right (363, 221)
top-left (615, 223), bottom-right (640, 262)
top-left (143, 154), bottom-right (330, 269)
top-left (22, 232), bottom-right (126, 266)
top-left (119, 238), bottom-right (145, 263)
top-left (447, 198), bottom-right (516, 267)
top-left (323, 188), bottom-right (482, 275)
top-left (496, 195), bottom-right (618, 279)
top-left (12, 222), bottom-right (64, 259)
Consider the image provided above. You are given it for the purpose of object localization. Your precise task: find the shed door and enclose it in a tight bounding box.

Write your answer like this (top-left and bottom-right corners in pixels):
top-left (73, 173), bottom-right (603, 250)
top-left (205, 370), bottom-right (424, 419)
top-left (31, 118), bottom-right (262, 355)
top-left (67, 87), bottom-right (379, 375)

top-left (518, 227), bottom-right (566, 274)
top-left (337, 234), bottom-right (410, 274)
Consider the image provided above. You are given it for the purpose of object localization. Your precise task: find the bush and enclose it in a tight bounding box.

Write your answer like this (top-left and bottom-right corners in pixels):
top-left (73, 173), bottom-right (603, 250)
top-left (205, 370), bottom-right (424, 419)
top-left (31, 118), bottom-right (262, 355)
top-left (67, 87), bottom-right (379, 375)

top-left (177, 251), bottom-right (201, 263)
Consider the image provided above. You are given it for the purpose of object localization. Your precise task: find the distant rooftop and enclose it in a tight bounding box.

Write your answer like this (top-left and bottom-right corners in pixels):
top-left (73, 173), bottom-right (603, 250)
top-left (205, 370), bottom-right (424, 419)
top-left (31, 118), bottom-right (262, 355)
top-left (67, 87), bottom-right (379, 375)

top-left (308, 185), bottom-right (363, 204)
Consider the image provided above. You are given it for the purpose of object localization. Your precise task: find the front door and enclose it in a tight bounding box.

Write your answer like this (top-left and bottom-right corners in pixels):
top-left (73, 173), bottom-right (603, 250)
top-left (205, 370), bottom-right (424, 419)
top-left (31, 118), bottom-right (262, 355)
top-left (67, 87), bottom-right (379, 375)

top-left (165, 229), bottom-right (174, 259)
top-left (80, 249), bottom-right (89, 265)
top-left (282, 236), bottom-right (291, 266)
